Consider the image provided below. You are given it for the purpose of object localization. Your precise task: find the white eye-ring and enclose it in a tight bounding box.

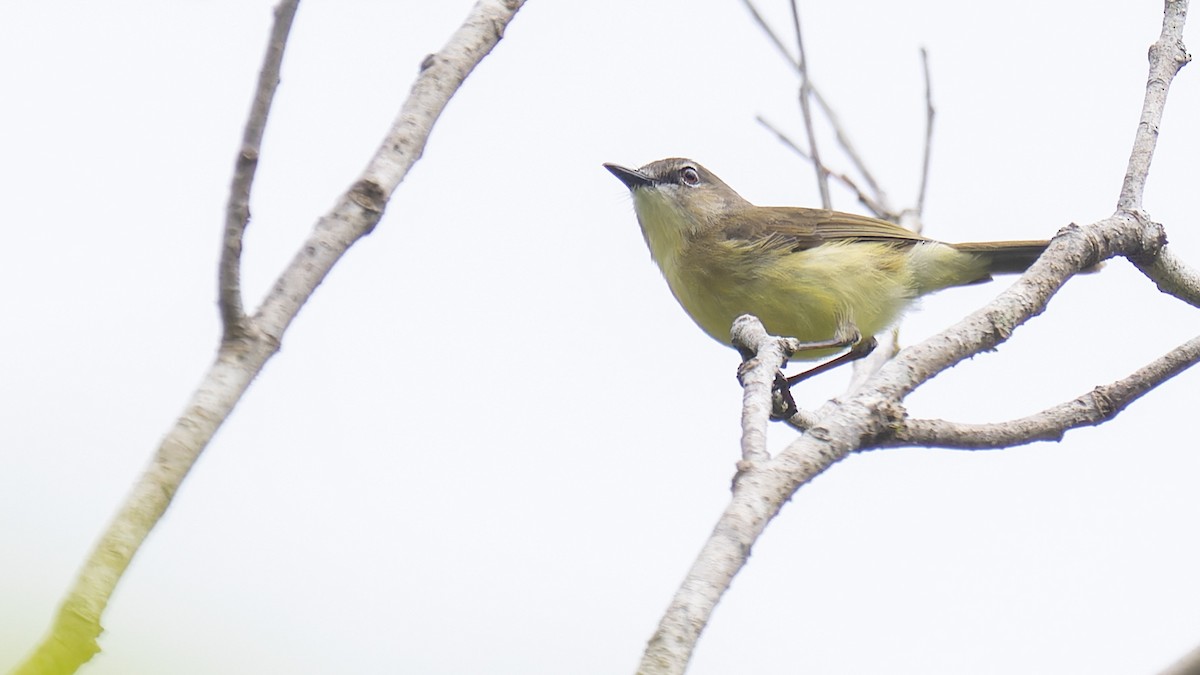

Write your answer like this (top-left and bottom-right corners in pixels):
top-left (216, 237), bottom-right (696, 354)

top-left (680, 166), bottom-right (701, 186)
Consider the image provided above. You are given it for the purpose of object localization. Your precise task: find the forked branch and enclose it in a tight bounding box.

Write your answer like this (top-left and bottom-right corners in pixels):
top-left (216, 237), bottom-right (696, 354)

top-left (883, 333), bottom-right (1200, 449)
top-left (638, 2), bottom-right (1191, 673)
top-left (9, 2), bottom-right (525, 674)
top-left (220, 1), bottom-right (298, 340)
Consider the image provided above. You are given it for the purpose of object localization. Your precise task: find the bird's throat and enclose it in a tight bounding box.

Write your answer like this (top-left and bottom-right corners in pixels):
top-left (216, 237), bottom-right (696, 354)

top-left (632, 189), bottom-right (696, 278)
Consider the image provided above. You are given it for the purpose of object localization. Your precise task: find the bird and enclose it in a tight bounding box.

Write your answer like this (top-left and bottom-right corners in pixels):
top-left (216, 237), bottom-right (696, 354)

top-left (605, 157), bottom-right (1050, 382)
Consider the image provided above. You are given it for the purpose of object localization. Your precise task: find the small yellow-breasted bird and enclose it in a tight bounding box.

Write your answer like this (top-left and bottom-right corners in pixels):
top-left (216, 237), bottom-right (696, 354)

top-left (605, 158), bottom-right (1049, 378)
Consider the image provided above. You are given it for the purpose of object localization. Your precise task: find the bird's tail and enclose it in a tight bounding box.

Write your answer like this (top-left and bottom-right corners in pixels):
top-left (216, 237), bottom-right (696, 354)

top-left (951, 240), bottom-right (1050, 275)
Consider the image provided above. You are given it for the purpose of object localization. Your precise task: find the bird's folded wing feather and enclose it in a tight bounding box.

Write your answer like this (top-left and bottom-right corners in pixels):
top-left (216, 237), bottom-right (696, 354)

top-left (722, 207), bottom-right (929, 252)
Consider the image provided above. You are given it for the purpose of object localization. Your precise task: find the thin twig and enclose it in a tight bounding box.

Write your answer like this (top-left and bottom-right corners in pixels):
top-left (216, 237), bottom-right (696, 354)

top-left (1118, 0), bottom-right (1191, 212)
top-left (916, 47), bottom-right (935, 217)
top-left (755, 115), bottom-right (889, 217)
top-left (810, 89), bottom-right (891, 213)
top-left (220, 1), bottom-right (298, 340)
top-left (738, 0), bottom-right (890, 211)
top-left (738, 0), bottom-right (796, 67)
top-left (789, 0), bottom-right (830, 208)
top-left (881, 333), bottom-right (1200, 449)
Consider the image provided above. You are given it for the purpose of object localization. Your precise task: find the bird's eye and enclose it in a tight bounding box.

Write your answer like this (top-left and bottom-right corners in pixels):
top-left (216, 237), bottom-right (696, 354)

top-left (680, 166), bottom-right (701, 186)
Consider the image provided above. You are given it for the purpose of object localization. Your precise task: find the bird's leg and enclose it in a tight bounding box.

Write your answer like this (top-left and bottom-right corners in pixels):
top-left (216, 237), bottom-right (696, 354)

top-left (784, 335), bottom-right (878, 387)
top-left (765, 324), bottom-right (870, 419)
top-left (771, 370), bottom-right (800, 419)
top-left (733, 319), bottom-right (875, 419)
top-left (737, 356), bottom-right (802, 420)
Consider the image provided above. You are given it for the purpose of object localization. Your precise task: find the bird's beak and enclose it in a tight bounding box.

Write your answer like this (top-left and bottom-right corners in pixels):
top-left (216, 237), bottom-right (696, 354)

top-left (604, 163), bottom-right (655, 190)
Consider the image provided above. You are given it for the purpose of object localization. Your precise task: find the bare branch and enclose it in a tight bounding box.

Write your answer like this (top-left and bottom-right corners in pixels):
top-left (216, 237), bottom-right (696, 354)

top-left (837, 48), bottom-right (935, 388)
top-left (255, 2), bottom-right (524, 338)
top-left (878, 0), bottom-right (1187, 396)
top-left (1135, 245), bottom-right (1200, 308)
top-left (810, 88), bottom-right (891, 212)
top-left (638, 408), bottom-right (865, 675)
top-left (219, 1), bottom-right (298, 341)
top-left (9, 2), bottom-right (526, 674)
top-left (640, 4), bottom-right (1190, 672)
top-left (1158, 642), bottom-right (1200, 675)
top-left (730, 316), bottom-right (787, 464)
top-left (755, 115), bottom-right (890, 217)
top-left (789, 0), bottom-right (831, 208)
top-left (738, 0), bottom-right (796, 67)
top-left (915, 46), bottom-right (935, 217)
top-left (882, 333), bottom-right (1200, 449)
top-left (875, 0), bottom-right (1187, 394)
top-left (1118, 0), bottom-right (1191, 211)
top-left (738, 0), bottom-right (891, 211)
top-left (884, 220), bottom-right (1159, 405)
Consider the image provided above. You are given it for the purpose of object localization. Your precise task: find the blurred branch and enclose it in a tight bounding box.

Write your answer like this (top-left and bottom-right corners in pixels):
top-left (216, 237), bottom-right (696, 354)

top-left (810, 88), bottom-right (890, 211)
top-left (738, 0), bottom-right (796, 66)
top-left (756, 115), bottom-right (889, 217)
top-left (220, 1), bottom-right (297, 341)
top-left (8, 2), bottom-right (526, 674)
top-left (915, 46), bottom-right (935, 217)
top-left (788, 0), bottom-right (830, 208)
top-left (881, 333), bottom-right (1200, 449)
top-left (740, 0), bottom-right (889, 211)
top-left (1159, 642), bottom-right (1200, 675)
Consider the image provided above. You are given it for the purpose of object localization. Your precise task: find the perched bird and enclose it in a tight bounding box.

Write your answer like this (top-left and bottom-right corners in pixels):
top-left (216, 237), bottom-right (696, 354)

top-left (605, 157), bottom-right (1049, 380)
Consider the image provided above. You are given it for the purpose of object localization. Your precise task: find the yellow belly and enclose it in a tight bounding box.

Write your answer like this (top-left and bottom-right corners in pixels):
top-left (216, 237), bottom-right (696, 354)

top-left (663, 240), bottom-right (919, 360)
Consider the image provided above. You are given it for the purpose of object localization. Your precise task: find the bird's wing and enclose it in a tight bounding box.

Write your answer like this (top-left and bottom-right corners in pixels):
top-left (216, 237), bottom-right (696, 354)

top-left (723, 207), bottom-right (931, 252)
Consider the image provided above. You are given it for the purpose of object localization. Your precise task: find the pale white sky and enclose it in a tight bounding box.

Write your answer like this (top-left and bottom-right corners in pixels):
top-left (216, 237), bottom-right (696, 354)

top-left (3, 2), bottom-right (1200, 674)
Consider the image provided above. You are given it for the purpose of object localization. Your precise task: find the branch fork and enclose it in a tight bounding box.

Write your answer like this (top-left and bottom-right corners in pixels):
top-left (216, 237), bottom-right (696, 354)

top-left (639, 2), bottom-right (1196, 673)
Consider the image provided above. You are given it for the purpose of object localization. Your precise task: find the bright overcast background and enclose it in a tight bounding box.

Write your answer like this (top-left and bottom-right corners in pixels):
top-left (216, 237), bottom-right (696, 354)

top-left (3, 2), bottom-right (1200, 674)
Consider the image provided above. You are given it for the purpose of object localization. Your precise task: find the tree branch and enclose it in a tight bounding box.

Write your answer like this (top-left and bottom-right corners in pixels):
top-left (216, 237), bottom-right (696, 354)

top-left (875, 0), bottom-right (1187, 396)
top-left (638, 3), bottom-right (1191, 672)
top-left (915, 46), bottom-right (935, 217)
top-left (1159, 641), bottom-right (1200, 675)
top-left (1128, 2), bottom-right (1199, 311)
top-left (1135, 245), bottom-right (1200, 308)
top-left (738, 0), bottom-right (796, 67)
top-left (810, 88), bottom-right (891, 213)
top-left (730, 315), bottom-right (800, 465)
top-left (740, 0), bottom-right (889, 211)
top-left (8, 2), bottom-right (525, 674)
top-left (755, 114), bottom-right (889, 217)
top-left (881, 333), bottom-right (1200, 449)
top-left (638, 410), bottom-right (866, 675)
top-left (788, 0), bottom-right (830, 208)
top-left (220, 0), bottom-right (298, 340)
top-left (254, 1), bottom-right (524, 339)
top-left (1118, 0), bottom-right (1191, 212)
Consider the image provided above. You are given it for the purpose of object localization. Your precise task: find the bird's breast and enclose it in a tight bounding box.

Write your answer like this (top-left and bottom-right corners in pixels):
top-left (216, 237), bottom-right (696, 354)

top-left (661, 240), bottom-right (921, 356)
